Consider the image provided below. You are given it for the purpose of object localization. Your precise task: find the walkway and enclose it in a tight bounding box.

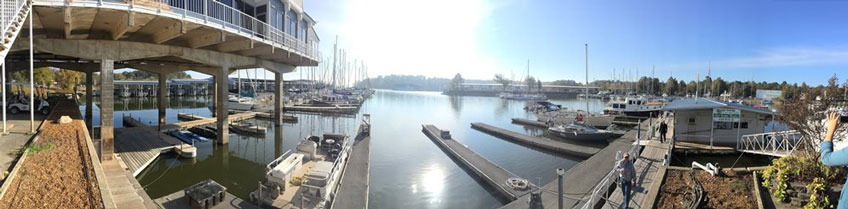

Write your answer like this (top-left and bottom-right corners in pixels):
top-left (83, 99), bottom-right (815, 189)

top-left (471, 122), bottom-right (600, 158)
top-left (101, 157), bottom-right (158, 209)
top-left (161, 112), bottom-right (257, 132)
top-left (332, 130), bottom-right (372, 209)
top-left (601, 140), bottom-right (668, 209)
top-left (423, 124), bottom-right (534, 201)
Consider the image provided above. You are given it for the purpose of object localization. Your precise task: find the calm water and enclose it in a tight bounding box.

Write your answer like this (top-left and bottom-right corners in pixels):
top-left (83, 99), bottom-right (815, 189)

top-left (85, 90), bottom-right (609, 209)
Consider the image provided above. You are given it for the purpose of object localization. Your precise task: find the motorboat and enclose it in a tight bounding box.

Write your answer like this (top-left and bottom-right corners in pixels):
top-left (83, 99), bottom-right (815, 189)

top-left (228, 95), bottom-right (255, 111)
top-left (547, 122), bottom-right (613, 142)
top-left (251, 133), bottom-right (352, 209)
top-left (603, 96), bottom-right (665, 117)
top-left (168, 130), bottom-right (210, 145)
top-left (535, 109), bottom-right (615, 129)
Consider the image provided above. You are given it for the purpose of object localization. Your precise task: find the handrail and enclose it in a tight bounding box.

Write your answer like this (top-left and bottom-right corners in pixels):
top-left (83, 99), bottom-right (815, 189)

top-left (1, 0), bottom-right (26, 36)
top-left (737, 130), bottom-right (805, 157)
top-left (34, 0), bottom-right (318, 60)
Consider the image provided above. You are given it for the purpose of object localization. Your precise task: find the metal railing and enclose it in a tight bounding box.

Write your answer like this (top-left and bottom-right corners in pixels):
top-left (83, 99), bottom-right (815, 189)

top-left (36, 0), bottom-right (318, 60)
top-left (737, 130), bottom-right (806, 157)
top-left (1, 0), bottom-right (26, 38)
top-left (577, 127), bottom-right (644, 209)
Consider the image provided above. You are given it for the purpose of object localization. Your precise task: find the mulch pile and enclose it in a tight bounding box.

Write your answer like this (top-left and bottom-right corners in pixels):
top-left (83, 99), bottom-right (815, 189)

top-left (657, 170), bottom-right (755, 209)
top-left (0, 100), bottom-right (103, 208)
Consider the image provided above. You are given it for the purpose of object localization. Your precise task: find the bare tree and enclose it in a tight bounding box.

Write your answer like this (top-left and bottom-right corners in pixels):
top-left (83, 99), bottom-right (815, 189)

top-left (779, 74), bottom-right (848, 159)
top-left (494, 74), bottom-right (510, 91)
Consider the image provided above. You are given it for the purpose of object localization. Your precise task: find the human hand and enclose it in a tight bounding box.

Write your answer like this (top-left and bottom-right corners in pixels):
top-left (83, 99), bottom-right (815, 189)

top-left (826, 111), bottom-right (841, 141)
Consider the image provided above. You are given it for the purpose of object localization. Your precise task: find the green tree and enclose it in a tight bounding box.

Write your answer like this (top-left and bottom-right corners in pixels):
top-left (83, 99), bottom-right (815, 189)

top-left (450, 73), bottom-right (464, 90)
top-left (665, 77), bottom-right (678, 95)
top-left (493, 74), bottom-right (510, 91)
top-left (56, 69), bottom-right (83, 93)
top-left (711, 77), bottom-right (728, 96)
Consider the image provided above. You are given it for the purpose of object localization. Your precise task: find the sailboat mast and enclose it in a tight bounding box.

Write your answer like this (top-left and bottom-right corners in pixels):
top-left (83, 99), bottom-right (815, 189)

top-left (331, 36), bottom-right (338, 90)
top-left (585, 44), bottom-right (589, 113)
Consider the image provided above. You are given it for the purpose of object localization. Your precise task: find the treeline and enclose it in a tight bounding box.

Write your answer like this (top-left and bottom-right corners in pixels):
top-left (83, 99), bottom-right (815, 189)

top-left (115, 70), bottom-right (191, 80)
top-left (592, 76), bottom-right (813, 99)
top-left (7, 68), bottom-right (194, 93)
top-left (358, 74), bottom-right (490, 91)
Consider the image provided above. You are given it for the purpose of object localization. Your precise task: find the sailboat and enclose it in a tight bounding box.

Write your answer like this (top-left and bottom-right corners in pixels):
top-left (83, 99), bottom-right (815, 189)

top-left (546, 44), bottom-right (614, 142)
top-left (500, 60), bottom-right (547, 100)
top-left (228, 70), bottom-right (256, 111)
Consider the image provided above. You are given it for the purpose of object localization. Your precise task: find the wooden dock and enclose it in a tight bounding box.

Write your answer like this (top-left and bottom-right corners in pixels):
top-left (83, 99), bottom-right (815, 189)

top-left (162, 112), bottom-right (258, 132)
top-left (422, 124), bottom-right (534, 201)
top-left (511, 118), bottom-right (548, 128)
top-left (471, 122), bottom-right (599, 158)
top-left (120, 117), bottom-right (194, 175)
top-left (284, 105), bottom-right (358, 114)
top-left (601, 140), bottom-right (669, 209)
top-left (331, 129), bottom-right (372, 209)
top-left (500, 129), bottom-right (638, 209)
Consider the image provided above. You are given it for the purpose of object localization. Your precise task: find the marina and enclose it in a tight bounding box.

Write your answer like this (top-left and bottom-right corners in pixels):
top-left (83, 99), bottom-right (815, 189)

top-left (471, 122), bottom-right (600, 158)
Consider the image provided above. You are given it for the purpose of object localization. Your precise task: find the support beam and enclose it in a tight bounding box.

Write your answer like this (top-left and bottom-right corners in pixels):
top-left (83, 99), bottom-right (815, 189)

top-left (29, 14), bottom-right (34, 133)
top-left (158, 73), bottom-right (168, 129)
top-left (212, 75), bottom-right (217, 117)
top-left (274, 71), bottom-right (284, 126)
top-left (110, 12), bottom-right (132, 40)
top-left (187, 29), bottom-right (225, 48)
top-left (216, 67), bottom-right (229, 144)
top-left (2, 63), bottom-right (6, 134)
top-left (100, 60), bottom-right (115, 160)
top-left (85, 71), bottom-right (93, 138)
top-left (152, 20), bottom-right (185, 44)
top-left (64, 7), bottom-right (72, 38)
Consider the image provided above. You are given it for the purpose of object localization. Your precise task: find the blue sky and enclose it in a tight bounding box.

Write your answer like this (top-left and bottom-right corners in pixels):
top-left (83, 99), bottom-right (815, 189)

top-left (182, 0), bottom-right (848, 85)
top-left (297, 0), bottom-right (848, 85)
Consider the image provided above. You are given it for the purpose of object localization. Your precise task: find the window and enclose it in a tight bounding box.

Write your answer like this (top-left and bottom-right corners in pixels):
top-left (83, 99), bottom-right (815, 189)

top-left (620, 104), bottom-right (626, 109)
top-left (286, 10), bottom-right (297, 36)
top-left (688, 117), bottom-right (695, 125)
top-left (713, 121), bottom-right (749, 129)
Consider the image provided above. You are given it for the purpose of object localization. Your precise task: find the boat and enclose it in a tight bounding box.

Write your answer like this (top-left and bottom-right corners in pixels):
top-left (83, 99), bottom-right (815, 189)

top-left (251, 133), bottom-right (352, 209)
top-left (119, 89), bottom-right (131, 98)
top-left (230, 122), bottom-right (267, 135)
top-left (547, 122), bottom-right (613, 142)
top-left (168, 130), bottom-right (210, 145)
top-left (603, 96), bottom-right (665, 117)
top-left (499, 92), bottom-right (547, 100)
top-left (228, 95), bottom-right (255, 111)
top-left (535, 109), bottom-right (615, 129)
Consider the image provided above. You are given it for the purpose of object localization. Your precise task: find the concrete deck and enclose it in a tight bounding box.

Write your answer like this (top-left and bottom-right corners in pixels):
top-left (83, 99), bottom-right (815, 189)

top-left (102, 156), bottom-right (159, 209)
top-left (601, 140), bottom-right (669, 209)
top-left (471, 122), bottom-right (600, 158)
top-left (511, 118), bottom-right (548, 128)
top-left (499, 130), bottom-right (637, 209)
top-left (155, 191), bottom-right (260, 209)
top-left (422, 124), bottom-right (534, 201)
top-left (331, 131), bottom-right (372, 209)
top-left (0, 113), bottom-right (46, 180)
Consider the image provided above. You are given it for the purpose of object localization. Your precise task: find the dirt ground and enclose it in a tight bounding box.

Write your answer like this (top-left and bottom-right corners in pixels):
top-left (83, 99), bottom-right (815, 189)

top-left (0, 100), bottom-right (102, 208)
top-left (657, 170), bottom-right (755, 209)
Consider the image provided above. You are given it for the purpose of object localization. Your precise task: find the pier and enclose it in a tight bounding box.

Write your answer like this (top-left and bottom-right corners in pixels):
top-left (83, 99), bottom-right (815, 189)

top-left (600, 140), bottom-right (669, 209)
top-left (422, 124), bottom-right (534, 201)
top-left (285, 105), bottom-right (359, 114)
top-left (161, 112), bottom-right (258, 132)
top-left (511, 118), bottom-right (548, 128)
top-left (120, 116), bottom-right (197, 175)
top-left (471, 122), bottom-right (599, 158)
top-left (332, 122), bottom-right (372, 209)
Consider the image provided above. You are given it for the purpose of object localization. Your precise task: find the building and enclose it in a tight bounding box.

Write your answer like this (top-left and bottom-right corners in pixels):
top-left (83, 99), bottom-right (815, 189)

top-left (756, 89), bottom-right (782, 101)
top-left (663, 98), bottom-right (776, 147)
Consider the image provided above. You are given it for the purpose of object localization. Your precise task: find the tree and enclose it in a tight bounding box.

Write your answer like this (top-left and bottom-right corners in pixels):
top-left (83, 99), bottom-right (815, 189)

top-left (678, 80), bottom-right (687, 96)
top-left (493, 74), bottom-right (510, 91)
top-left (711, 77), bottom-right (727, 96)
top-left (665, 77), bottom-right (678, 95)
top-left (525, 76), bottom-right (536, 92)
top-left (56, 69), bottom-right (84, 93)
top-left (537, 80), bottom-right (542, 91)
top-left (702, 76), bottom-right (713, 96)
top-left (450, 73), bottom-right (464, 90)
top-left (778, 75), bottom-right (848, 162)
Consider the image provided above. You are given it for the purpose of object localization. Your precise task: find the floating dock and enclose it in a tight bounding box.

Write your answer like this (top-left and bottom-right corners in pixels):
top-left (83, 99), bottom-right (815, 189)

top-left (422, 124), bottom-right (534, 201)
top-left (332, 126), bottom-right (372, 209)
top-left (471, 122), bottom-right (599, 158)
top-left (284, 105), bottom-right (358, 114)
top-left (161, 112), bottom-right (258, 132)
top-left (511, 118), bottom-right (548, 128)
top-left (500, 130), bottom-right (637, 209)
top-left (154, 191), bottom-right (259, 209)
top-left (120, 116), bottom-right (197, 175)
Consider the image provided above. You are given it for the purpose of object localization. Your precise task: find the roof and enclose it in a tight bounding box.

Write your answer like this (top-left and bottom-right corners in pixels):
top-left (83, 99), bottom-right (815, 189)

top-left (662, 98), bottom-right (776, 115)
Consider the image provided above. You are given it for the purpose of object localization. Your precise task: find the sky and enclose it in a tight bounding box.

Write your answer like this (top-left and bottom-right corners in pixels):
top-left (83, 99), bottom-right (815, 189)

top-left (186, 0), bottom-right (848, 86)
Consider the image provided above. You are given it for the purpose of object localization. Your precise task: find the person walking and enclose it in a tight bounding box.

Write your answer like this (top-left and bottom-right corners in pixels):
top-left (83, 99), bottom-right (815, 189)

top-left (821, 111), bottom-right (848, 209)
top-left (616, 153), bottom-right (636, 209)
top-left (659, 121), bottom-right (668, 143)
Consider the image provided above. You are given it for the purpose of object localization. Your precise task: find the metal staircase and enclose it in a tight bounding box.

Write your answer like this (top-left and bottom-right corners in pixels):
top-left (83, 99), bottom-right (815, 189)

top-left (0, 0), bottom-right (31, 65)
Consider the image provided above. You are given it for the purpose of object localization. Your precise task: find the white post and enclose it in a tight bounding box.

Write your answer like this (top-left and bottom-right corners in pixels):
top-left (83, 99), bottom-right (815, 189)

top-left (29, 12), bottom-right (35, 133)
top-left (2, 63), bottom-right (6, 134)
top-left (736, 112), bottom-right (742, 147)
top-left (710, 108), bottom-right (714, 150)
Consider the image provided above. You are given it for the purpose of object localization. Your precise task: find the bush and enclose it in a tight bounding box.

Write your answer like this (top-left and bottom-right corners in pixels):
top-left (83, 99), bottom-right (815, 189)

top-left (761, 154), bottom-right (844, 204)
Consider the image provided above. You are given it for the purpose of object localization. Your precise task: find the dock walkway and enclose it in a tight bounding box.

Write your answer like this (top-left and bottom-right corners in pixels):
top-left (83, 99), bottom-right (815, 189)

top-left (500, 129), bottom-right (637, 209)
top-left (163, 112), bottom-right (258, 132)
top-left (331, 131), bottom-right (372, 209)
top-left (601, 140), bottom-right (669, 209)
top-left (511, 118), bottom-right (548, 128)
top-left (471, 122), bottom-right (599, 158)
top-left (119, 117), bottom-right (192, 175)
top-left (422, 124), bottom-right (534, 201)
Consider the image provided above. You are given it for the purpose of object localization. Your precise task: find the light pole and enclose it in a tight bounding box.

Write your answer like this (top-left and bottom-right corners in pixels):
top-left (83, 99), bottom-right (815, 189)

top-left (557, 168), bottom-right (565, 209)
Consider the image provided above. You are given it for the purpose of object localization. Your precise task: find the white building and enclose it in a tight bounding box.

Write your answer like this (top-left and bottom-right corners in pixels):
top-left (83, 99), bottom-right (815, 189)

top-left (663, 98), bottom-right (776, 147)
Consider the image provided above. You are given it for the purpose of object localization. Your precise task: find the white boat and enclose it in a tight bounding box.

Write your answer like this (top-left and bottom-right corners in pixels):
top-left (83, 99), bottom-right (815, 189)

top-left (119, 90), bottom-right (131, 98)
top-left (535, 109), bottom-right (615, 129)
top-left (547, 122), bottom-right (613, 142)
top-left (230, 122), bottom-right (266, 135)
top-left (603, 96), bottom-right (665, 117)
top-left (499, 92), bottom-right (547, 100)
top-left (228, 95), bottom-right (255, 111)
top-left (251, 133), bottom-right (352, 209)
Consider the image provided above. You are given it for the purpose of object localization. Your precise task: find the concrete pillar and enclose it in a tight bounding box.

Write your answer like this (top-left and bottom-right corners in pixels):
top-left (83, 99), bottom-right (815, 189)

top-left (85, 71), bottom-right (93, 138)
top-left (216, 67), bottom-right (229, 144)
top-left (212, 76), bottom-right (217, 117)
top-left (100, 60), bottom-right (115, 160)
top-left (274, 71), bottom-right (284, 126)
top-left (158, 73), bottom-right (168, 129)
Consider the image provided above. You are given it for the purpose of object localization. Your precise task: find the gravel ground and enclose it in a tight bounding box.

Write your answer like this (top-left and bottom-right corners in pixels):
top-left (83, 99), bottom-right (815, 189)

top-left (0, 100), bottom-right (103, 208)
top-left (657, 170), bottom-right (755, 209)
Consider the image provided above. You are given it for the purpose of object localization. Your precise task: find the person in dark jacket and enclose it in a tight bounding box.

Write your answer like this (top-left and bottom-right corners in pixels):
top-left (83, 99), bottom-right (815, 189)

top-left (659, 121), bottom-right (668, 143)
